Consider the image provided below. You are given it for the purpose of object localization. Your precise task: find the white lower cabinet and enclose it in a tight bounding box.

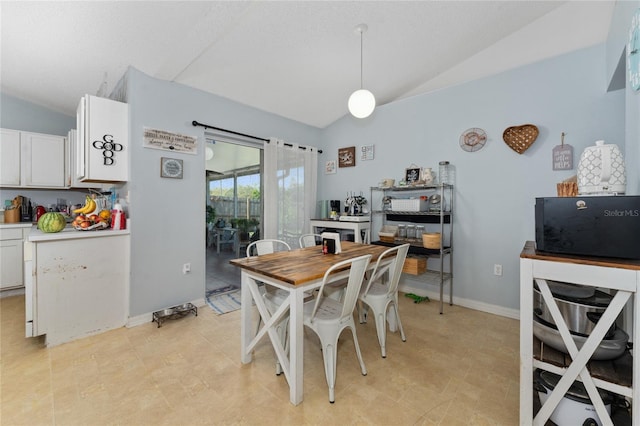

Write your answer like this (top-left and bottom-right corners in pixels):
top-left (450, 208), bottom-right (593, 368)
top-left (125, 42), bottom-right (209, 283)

top-left (0, 128), bottom-right (68, 188)
top-left (0, 226), bottom-right (30, 290)
top-left (25, 230), bottom-right (130, 346)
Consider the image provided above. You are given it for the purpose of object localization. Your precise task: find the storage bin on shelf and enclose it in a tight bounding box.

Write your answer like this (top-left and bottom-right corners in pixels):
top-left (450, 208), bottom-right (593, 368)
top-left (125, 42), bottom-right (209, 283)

top-left (402, 256), bottom-right (426, 275)
top-left (391, 198), bottom-right (428, 212)
top-left (422, 232), bottom-right (441, 249)
top-left (379, 225), bottom-right (397, 243)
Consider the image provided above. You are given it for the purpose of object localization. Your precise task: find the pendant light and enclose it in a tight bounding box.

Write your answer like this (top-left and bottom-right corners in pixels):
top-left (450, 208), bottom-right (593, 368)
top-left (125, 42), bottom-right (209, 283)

top-left (348, 24), bottom-right (376, 119)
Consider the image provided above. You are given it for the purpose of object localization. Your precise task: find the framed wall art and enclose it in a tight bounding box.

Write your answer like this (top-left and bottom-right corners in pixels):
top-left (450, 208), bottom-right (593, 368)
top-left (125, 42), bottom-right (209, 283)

top-left (160, 157), bottom-right (184, 179)
top-left (338, 146), bottom-right (356, 168)
top-left (325, 160), bottom-right (337, 174)
top-left (360, 145), bottom-right (375, 161)
top-left (405, 166), bottom-right (421, 185)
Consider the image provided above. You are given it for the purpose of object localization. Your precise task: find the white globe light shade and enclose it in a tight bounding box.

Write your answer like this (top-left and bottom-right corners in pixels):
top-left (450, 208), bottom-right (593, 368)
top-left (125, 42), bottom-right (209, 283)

top-left (348, 89), bottom-right (376, 118)
top-left (205, 146), bottom-right (214, 160)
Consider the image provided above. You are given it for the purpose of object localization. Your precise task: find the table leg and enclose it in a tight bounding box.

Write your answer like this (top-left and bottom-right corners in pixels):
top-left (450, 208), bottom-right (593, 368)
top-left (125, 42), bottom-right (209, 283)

top-left (288, 287), bottom-right (305, 405)
top-left (240, 272), bottom-right (254, 364)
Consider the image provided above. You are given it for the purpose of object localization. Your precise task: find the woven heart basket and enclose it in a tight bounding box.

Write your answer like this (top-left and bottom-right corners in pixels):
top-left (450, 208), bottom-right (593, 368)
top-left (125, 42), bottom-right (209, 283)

top-left (503, 124), bottom-right (539, 154)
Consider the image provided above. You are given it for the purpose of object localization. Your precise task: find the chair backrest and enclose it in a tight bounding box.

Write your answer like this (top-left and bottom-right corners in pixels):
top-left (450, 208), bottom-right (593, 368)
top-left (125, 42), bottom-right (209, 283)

top-left (362, 244), bottom-right (410, 297)
top-left (309, 254), bottom-right (372, 322)
top-left (299, 233), bottom-right (322, 248)
top-left (246, 239), bottom-right (291, 257)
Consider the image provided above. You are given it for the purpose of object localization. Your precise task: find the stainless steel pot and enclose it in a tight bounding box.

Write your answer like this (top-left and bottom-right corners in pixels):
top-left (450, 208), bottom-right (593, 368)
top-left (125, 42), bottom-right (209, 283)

top-left (533, 280), bottom-right (616, 339)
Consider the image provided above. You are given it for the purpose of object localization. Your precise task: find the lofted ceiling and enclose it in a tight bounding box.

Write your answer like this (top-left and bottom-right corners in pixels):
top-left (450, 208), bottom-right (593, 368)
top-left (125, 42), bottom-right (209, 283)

top-left (1, 1), bottom-right (615, 129)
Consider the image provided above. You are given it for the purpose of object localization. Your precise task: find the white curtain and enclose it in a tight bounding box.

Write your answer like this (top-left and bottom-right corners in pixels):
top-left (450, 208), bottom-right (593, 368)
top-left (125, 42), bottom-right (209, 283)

top-left (263, 138), bottom-right (318, 246)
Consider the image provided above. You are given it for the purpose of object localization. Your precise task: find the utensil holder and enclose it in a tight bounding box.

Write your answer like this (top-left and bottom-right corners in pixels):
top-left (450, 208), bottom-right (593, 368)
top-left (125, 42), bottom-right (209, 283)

top-left (5, 208), bottom-right (20, 223)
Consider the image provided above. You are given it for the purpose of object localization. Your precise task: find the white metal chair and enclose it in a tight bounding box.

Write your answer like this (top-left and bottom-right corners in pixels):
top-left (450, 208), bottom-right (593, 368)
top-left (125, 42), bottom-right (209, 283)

top-left (246, 238), bottom-right (290, 257)
top-left (358, 244), bottom-right (410, 358)
top-left (299, 233), bottom-right (322, 248)
top-left (246, 239), bottom-right (292, 375)
top-left (303, 254), bottom-right (372, 403)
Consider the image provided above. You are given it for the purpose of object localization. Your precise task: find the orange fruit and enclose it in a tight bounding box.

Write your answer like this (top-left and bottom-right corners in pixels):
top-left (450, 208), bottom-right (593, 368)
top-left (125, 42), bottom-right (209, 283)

top-left (99, 209), bottom-right (111, 220)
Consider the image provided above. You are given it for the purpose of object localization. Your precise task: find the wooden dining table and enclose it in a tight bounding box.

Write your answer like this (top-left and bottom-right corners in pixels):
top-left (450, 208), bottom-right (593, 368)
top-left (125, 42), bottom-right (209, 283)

top-left (229, 241), bottom-right (389, 405)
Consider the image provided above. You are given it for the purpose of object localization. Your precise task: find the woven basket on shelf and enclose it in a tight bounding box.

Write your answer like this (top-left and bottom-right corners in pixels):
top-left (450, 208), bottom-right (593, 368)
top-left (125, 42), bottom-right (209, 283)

top-left (503, 124), bottom-right (539, 154)
top-left (422, 232), bottom-right (441, 249)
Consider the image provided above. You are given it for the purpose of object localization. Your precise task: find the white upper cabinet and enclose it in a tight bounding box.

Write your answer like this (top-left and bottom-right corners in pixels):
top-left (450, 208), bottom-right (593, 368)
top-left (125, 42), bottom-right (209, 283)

top-left (0, 128), bottom-right (68, 188)
top-left (0, 128), bottom-right (21, 186)
top-left (77, 95), bottom-right (128, 183)
top-left (22, 132), bottom-right (68, 187)
top-left (67, 129), bottom-right (95, 188)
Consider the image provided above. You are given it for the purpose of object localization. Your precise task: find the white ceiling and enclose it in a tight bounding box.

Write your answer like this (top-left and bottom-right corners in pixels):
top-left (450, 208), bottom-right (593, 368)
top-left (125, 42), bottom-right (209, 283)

top-left (1, 1), bottom-right (615, 129)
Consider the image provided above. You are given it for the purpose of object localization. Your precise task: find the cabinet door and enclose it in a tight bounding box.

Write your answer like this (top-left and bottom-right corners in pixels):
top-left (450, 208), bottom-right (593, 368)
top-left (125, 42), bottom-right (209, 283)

top-left (82, 95), bottom-right (128, 182)
top-left (21, 132), bottom-right (68, 187)
top-left (68, 129), bottom-right (95, 188)
top-left (1, 238), bottom-right (23, 289)
top-left (0, 129), bottom-right (21, 186)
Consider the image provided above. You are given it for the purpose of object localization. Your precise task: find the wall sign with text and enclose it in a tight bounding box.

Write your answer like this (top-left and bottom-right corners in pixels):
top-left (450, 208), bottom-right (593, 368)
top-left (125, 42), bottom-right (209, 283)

top-left (144, 128), bottom-right (198, 154)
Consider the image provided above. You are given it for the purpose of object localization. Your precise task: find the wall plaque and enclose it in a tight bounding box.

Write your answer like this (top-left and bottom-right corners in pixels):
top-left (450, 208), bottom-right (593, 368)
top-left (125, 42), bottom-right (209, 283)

top-left (144, 128), bottom-right (197, 154)
top-left (552, 133), bottom-right (573, 171)
top-left (338, 146), bottom-right (356, 168)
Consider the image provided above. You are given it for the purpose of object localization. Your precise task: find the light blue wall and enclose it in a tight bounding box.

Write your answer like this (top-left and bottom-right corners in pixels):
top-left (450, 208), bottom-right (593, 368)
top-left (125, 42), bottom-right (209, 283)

top-left (613, 1), bottom-right (640, 195)
top-left (125, 67), bottom-right (322, 316)
top-left (0, 92), bottom-right (75, 136)
top-left (318, 44), bottom-right (625, 313)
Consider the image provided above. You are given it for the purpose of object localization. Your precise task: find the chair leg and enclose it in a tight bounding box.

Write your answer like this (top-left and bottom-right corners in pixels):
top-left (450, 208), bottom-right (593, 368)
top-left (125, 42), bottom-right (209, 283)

top-left (374, 308), bottom-right (388, 358)
top-left (349, 324), bottom-right (367, 376)
top-left (357, 300), bottom-right (368, 324)
top-left (391, 300), bottom-right (406, 342)
top-left (320, 339), bottom-right (338, 403)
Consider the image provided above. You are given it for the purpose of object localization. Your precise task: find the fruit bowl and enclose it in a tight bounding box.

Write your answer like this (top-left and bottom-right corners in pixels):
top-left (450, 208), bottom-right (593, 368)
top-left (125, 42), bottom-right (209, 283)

top-left (73, 222), bottom-right (109, 231)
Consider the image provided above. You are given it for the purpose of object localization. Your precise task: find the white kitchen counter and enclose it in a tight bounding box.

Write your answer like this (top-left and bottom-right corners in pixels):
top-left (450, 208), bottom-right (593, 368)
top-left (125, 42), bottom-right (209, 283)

top-left (29, 225), bottom-right (129, 242)
top-left (0, 222), bottom-right (33, 230)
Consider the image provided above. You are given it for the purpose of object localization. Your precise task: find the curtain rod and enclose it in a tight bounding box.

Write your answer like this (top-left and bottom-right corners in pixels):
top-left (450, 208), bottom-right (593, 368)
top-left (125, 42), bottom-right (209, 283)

top-left (192, 120), bottom-right (322, 154)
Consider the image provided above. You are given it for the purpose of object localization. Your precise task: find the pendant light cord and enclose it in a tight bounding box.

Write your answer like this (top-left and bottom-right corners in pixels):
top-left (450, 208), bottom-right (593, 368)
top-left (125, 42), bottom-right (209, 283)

top-left (360, 30), bottom-right (364, 90)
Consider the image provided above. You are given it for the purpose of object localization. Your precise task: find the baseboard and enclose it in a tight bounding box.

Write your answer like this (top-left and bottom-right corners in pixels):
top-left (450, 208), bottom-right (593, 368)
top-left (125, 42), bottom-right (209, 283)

top-left (399, 281), bottom-right (520, 320)
top-left (126, 297), bottom-right (207, 328)
top-left (0, 287), bottom-right (25, 298)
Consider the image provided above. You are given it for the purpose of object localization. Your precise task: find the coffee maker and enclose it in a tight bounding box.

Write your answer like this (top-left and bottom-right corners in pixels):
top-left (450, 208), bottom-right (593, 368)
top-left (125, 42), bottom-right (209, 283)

top-left (330, 200), bottom-right (340, 214)
top-left (15, 196), bottom-right (32, 222)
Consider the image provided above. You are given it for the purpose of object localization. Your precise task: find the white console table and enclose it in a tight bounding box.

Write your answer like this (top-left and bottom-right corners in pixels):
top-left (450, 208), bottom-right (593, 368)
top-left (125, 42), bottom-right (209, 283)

top-left (309, 219), bottom-right (370, 244)
top-left (520, 241), bottom-right (640, 425)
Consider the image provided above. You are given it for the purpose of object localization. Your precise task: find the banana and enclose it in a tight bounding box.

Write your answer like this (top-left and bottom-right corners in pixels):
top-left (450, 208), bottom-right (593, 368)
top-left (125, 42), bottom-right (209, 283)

top-left (73, 196), bottom-right (95, 214)
top-left (84, 198), bottom-right (96, 215)
top-left (72, 197), bottom-right (89, 214)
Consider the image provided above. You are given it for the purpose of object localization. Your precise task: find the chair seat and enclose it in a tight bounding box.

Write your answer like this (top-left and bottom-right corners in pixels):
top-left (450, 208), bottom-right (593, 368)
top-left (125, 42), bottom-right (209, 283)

top-left (303, 297), bottom-right (344, 323)
top-left (360, 281), bottom-right (388, 297)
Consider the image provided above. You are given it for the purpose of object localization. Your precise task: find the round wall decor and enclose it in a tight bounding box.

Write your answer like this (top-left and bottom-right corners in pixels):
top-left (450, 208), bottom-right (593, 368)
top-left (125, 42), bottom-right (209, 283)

top-left (459, 128), bottom-right (487, 152)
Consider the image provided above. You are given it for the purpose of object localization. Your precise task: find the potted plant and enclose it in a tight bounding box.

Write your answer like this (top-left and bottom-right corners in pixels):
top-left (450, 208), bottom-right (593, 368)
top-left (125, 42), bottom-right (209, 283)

top-left (206, 205), bottom-right (216, 226)
top-left (231, 218), bottom-right (259, 241)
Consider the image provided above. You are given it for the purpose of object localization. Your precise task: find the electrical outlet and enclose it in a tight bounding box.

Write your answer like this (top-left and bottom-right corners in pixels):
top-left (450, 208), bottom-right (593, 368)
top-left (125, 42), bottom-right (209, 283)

top-left (182, 263), bottom-right (191, 274)
top-left (494, 264), bottom-right (503, 276)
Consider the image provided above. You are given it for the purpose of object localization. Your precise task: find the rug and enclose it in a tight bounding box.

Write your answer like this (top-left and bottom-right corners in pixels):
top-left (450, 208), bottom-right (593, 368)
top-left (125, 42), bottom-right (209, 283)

top-left (205, 285), bottom-right (242, 315)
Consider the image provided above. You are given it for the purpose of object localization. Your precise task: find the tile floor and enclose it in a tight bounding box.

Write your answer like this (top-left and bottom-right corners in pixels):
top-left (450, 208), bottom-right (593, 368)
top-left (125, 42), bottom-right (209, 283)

top-left (206, 244), bottom-right (242, 293)
top-left (1, 287), bottom-right (520, 425)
